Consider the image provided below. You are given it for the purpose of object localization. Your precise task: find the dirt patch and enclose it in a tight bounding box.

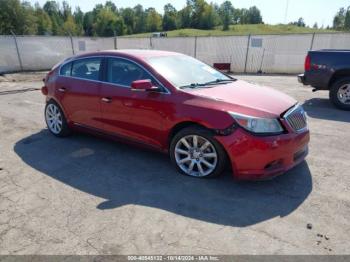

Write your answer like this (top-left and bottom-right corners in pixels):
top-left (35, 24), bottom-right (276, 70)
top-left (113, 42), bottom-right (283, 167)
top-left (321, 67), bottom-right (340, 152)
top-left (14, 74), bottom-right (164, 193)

top-left (0, 71), bottom-right (48, 83)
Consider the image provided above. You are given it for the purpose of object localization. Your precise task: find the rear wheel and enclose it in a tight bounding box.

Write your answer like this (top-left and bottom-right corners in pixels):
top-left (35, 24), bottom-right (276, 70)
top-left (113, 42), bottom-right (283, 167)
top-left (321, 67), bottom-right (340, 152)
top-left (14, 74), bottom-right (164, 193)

top-left (45, 101), bottom-right (71, 137)
top-left (170, 126), bottom-right (227, 178)
top-left (330, 78), bottom-right (350, 110)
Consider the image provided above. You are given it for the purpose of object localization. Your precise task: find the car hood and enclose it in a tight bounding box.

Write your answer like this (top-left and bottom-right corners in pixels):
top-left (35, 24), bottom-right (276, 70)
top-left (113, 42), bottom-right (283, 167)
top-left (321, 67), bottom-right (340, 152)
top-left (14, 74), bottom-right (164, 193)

top-left (183, 80), bottom-right (297, 118)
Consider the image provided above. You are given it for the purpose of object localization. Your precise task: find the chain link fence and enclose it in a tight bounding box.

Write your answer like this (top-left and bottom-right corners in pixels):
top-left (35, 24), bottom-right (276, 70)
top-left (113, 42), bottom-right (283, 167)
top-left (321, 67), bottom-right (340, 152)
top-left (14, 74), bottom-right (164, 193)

top-left (1, 33), bottom-right (350, 74)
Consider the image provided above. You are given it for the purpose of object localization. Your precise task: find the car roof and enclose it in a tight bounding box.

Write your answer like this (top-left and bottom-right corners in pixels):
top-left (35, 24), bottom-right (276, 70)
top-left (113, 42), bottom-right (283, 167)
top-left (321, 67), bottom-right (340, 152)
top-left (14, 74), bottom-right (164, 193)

top-left (74, 49), bottom-right (181, 61)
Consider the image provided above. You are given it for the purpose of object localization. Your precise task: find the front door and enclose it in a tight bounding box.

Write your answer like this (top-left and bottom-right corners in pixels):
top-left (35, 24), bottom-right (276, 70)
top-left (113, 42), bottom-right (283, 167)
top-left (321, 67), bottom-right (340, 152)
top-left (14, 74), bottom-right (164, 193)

top-left (100, 57), bottom-right (168, 149)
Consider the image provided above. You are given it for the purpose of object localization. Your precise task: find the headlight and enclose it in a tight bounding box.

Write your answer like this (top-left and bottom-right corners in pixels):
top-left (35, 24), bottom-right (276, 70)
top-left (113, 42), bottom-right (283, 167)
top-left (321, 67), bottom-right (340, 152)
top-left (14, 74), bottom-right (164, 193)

top-left (229, 112), bottom-right (283, 134)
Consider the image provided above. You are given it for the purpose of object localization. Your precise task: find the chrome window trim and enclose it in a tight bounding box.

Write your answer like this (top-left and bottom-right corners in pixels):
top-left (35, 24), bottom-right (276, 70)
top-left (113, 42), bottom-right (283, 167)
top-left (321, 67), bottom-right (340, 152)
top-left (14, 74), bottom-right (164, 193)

top-left (58, 55), bottom-right (171, 94)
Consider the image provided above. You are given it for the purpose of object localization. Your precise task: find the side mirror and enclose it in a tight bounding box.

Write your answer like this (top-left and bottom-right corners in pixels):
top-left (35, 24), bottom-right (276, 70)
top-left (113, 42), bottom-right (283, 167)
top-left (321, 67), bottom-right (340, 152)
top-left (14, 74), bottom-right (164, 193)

top-left (131, 79), bottom-right (158, 91)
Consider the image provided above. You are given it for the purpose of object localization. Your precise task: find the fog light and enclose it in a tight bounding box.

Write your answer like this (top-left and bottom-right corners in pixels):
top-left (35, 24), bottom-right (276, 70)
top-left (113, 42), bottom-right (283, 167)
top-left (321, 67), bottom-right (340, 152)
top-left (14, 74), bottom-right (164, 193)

top-left (265, 159), bottom-right (283, 170)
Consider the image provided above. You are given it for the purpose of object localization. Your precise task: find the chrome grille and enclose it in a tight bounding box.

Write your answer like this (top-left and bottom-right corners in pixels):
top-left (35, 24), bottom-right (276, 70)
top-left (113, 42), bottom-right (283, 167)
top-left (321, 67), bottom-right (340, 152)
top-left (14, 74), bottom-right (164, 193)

top-left (284, 105), bottom-right (307, 132)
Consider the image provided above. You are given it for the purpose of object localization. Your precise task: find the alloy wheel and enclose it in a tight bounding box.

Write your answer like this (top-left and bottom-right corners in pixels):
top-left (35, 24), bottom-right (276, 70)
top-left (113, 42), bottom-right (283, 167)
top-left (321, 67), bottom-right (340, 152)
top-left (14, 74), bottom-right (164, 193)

top-left (45, 103), bottom-right (63, 134)
top-left (174, 135), bottom-right (218, 177)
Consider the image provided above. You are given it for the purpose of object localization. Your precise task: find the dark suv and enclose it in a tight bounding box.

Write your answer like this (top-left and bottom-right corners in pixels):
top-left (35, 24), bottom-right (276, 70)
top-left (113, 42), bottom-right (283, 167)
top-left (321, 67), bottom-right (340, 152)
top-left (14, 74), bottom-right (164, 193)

top-left (298, 49), bottom-right (350, 110)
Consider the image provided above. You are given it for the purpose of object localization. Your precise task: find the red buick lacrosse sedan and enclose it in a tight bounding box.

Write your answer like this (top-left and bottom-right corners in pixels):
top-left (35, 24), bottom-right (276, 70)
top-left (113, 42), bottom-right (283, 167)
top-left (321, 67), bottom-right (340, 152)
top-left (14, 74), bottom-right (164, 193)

top-left (42, 50), bottom-right (309, 180)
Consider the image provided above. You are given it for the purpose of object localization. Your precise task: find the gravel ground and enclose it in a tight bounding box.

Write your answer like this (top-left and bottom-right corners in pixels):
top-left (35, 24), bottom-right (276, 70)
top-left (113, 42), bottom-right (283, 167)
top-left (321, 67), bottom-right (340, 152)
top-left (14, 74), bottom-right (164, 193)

top-left (0, 73), bottom-right (349, 255)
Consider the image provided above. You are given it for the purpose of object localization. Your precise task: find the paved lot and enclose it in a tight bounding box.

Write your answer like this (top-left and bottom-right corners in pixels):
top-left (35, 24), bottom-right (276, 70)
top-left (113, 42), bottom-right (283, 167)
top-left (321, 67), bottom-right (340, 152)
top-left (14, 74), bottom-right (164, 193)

top-left (0, 73), bottom-right (349, 255)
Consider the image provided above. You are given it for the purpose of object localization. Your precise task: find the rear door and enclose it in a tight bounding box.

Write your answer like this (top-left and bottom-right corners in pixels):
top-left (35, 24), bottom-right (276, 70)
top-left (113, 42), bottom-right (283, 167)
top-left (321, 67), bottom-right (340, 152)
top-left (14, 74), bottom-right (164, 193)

top-left (56, 57), bottom-right (103, 129)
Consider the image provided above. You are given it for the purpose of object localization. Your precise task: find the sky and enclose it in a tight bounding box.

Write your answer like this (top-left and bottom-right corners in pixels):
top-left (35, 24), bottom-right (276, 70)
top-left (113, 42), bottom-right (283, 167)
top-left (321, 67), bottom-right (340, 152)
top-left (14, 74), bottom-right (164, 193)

top-left (30, 0), bottom-right (349, 27)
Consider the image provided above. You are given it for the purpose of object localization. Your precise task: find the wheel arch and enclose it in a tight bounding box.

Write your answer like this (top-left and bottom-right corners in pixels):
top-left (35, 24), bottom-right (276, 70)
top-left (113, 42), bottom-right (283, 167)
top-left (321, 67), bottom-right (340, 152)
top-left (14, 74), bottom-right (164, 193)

top-left (46, 97), bottom-right (69, 121)
top-left (168, 121), bottom-right (208, 148)
top-left (168, 121), bottom-right (232, 178)
top-left (329, 69), bottom-right (350, 88)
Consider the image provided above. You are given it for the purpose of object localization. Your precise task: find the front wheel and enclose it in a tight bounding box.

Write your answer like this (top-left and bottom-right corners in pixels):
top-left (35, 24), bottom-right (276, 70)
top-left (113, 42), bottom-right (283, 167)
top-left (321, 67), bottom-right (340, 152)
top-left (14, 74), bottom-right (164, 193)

top-left (45, 101), bottom-right (71, 137)
top-left (170, 126), bottom-right (227, 178)
top-left (330, 78), bottom-right (350, 110)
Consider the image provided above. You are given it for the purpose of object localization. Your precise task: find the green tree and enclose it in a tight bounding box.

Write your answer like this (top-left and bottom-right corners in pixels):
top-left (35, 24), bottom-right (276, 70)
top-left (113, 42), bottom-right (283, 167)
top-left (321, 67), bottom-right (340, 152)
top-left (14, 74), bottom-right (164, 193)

top-left (43, 1), bottom-right (63, 35)
top-left (232, 8), bottom-right (241, 24)
top-left (21, 2), bottom-right (38, 34)
top-left (247, 6), bottom-right (263, 24)
top-left (61, 1), bottom-right (72, 21)
top-left (35, 6), bottom-right (52, 35)
top-left (313, 22), bottom-right (318, 29)
top-left (238, 8), bottom-right (248, 24)
top-left (0, 0), bottom-right (24, 34)
top-left (74, 7), bottom-right (84, 35)
top-left (121, 8), bottom-right (136, 34)
top-left (290, 17), bottom-right (306, 27)
top-left (62, 15), bottom-right (79, 35)
top-left (133, 4), bottom-right (146, 33)
top-left (219, 1), bottom-right (234, 30)
top-left (237, 6), bottom-right (263, 24)
top-left (83, 11), bottom-right (94, 36)
top-left (162, 3), bottom-right (177, 31)
top-left (188, 0), bottom-right (206, 28)
top-left (145, 8), bottom-right (162, 32)
top-left (43, 0), bottom-right (60, 16)
top-left (345, 7), bottom-right (350, 30)
top-left (0, 0), bottom-right (38, 35)
top-left (200, 3), bottom-right (217, 29)
top-left (93, 7), bottom-right (125, 36)
top-left (105, 1), bottom-right (117, 13)
top-left (333, 8), bottom-right (346, 30)
top-left (177, 5), bottom-right (191, 28)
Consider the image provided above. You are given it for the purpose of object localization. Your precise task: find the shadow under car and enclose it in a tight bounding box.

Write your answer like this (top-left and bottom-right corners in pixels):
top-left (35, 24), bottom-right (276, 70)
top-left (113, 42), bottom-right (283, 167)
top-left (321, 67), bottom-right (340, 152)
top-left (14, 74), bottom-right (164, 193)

top-left (14, 129), bottom-right (313, 227)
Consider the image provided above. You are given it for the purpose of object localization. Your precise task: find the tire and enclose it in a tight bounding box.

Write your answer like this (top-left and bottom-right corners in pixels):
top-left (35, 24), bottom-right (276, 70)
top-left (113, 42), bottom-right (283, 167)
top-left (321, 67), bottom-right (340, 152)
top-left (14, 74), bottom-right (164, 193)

top-left (169, 126), bottom-right (227, 178)
top-left (45, 100), bottom-right (71, 137)
top-left (329, 77), bottom-right (350, 111)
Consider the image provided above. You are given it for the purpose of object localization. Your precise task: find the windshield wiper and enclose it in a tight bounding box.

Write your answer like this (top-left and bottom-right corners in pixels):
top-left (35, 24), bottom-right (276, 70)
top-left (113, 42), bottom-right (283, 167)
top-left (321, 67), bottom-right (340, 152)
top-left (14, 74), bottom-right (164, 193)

top-left (179, 83), bottom-right (206, 89)
top-left (179, 78), bottom-right (236, 89)
top-left (203, 78), bottom-right (236, 85)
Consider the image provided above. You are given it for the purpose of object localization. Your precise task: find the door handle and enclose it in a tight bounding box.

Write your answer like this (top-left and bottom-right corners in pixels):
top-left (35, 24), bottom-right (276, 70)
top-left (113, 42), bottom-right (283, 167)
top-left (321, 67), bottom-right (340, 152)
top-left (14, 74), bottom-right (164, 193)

top-left (58, 87), bottom-right (66, 93)
top-left (101, 97), bottom-right (112, 103)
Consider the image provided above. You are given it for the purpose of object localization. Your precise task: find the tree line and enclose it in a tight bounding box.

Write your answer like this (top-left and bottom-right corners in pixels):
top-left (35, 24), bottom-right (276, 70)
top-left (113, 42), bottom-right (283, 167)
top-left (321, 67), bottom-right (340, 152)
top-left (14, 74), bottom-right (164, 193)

top-left (333, 6), bottom-right (350, 30)
top-left (0, 0), bottom-right (263, 36)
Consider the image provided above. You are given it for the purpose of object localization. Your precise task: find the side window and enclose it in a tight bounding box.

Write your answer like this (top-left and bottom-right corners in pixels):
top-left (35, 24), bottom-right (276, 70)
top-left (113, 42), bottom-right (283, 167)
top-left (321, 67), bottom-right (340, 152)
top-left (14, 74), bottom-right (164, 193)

top-left (60, 62), bottom-right (72, 76)
top-left (72, 58), bottom-right (102, 81)
top-left (107, 58), bottom-right (156, 87)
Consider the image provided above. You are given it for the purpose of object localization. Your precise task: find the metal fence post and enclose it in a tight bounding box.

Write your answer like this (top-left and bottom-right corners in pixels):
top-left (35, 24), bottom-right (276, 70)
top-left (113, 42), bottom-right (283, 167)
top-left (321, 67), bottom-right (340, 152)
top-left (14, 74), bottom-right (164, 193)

top-left (259, 48), bottom-right (266, 73)
top-left (149, 37), bottom-right (153, 49)
top-left (11, 31), bottom-right (23, 71)
top-left (194, 36), bottom-right (198, 58)
top-left (68, 33), bottom-right (75, 55)
top-left (310, 32), bottom-right (316, 50)
top-left (244, 34), bottom-right (251, 74)
top-left (114, 31), bottom-right (117, 49)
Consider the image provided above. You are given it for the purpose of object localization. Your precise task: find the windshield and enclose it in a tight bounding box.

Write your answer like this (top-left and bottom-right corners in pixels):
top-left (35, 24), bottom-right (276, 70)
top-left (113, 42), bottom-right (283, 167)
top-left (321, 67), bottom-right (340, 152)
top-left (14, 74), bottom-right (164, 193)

top-left (146, 55), bottom-right (232, 88)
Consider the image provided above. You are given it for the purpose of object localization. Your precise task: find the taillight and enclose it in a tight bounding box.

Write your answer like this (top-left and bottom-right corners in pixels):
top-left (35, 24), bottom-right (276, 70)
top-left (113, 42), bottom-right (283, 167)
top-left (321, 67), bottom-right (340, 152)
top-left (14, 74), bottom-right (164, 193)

top-left (304, 55), bottom-right (311, 71)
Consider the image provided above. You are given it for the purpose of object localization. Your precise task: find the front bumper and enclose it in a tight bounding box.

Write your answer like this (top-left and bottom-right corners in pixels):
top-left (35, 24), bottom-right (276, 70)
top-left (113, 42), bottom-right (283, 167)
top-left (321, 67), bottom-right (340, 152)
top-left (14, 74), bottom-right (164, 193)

top-left (216, 128), bottom-right (310, 180)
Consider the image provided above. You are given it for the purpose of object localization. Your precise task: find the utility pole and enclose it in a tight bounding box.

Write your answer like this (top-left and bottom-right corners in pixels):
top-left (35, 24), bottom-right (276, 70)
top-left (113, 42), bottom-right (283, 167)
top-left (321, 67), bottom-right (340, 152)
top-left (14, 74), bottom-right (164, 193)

top-left (284, 0), bottom-right (289, 24)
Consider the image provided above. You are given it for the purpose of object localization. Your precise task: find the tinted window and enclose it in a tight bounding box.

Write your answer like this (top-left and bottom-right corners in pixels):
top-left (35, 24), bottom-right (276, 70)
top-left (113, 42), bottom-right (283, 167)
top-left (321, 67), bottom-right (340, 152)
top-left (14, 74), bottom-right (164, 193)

top-left (107, 58), bottom-right (155, 87)
top-left (72, 58), bottom-right (102, 81)
top-left (60, 62), bottom-right (72, 76)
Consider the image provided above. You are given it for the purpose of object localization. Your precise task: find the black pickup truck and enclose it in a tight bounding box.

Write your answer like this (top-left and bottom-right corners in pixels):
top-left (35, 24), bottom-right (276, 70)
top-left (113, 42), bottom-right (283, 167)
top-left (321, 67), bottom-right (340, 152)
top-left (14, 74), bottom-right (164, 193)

top-left (298, 50), bottom-right (350, 110)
